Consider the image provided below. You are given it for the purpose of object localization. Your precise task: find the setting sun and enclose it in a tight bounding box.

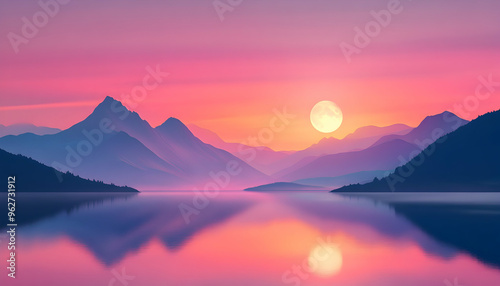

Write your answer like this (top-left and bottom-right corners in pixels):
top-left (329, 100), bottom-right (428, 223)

top-left (310, 101), bottom-right (344, 133)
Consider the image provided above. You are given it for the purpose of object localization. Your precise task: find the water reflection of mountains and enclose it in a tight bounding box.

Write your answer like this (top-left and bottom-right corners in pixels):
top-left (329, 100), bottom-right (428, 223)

top-left (3, 193), bottom-right (253, 266)
top-left (391, 202), bottom-right (500, 269)
top-left (1, 193), bottom-right (137, 229)
top-left (339, 194), bottom-right (500, 270)
top-left (6, 193), bottom-right (500, 271)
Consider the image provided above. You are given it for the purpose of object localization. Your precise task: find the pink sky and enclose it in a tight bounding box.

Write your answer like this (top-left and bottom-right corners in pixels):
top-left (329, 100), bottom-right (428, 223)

top-left (0, 0), bottom-right (499, 150)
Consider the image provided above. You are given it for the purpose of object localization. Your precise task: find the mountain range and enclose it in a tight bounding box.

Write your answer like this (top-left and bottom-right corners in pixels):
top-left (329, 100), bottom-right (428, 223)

top-left (266, 111), bottom-right (469, 187)
top-left (263, 124), bottom-right (414, 174)
top-left (0, 123), bottom-right (60, 137)
top-left (187, 124), bottom-right (292, 174)
top-left (260, 112), bottom-right (466, 177)
top-left (371, 111), bottom-right (469, 148)
top-left (333, 110), bottom-right (500, 192)
top-left (0, 96), bottom-right (478, 192)
top-left (277, 139), bottom-right (417, 182)
top-left (0, 97), bottom-right (269, 190)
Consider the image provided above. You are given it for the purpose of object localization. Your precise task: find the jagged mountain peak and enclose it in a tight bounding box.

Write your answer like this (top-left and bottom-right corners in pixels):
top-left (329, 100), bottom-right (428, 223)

top-left (418, 111), bottom-right (468, 128)
top-left (156, 117), bottom-right (195, 139)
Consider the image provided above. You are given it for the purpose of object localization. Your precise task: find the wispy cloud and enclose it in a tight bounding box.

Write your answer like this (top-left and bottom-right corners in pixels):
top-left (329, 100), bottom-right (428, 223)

top-left (0, 100), bottom-right (99, 111)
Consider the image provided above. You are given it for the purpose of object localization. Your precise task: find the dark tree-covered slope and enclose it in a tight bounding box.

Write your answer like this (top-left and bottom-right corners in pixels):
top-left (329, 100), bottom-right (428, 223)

top-left (0, 148), bottom-right (138, 192)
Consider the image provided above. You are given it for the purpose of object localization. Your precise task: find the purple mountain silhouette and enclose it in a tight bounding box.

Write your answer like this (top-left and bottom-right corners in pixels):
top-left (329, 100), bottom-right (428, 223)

top-left (343, 124), bottom-right (412, 140)
top-left (335, 109), bottom-right (500, 192)
top-left (306, 124), bottom-right (412, 154)
top-left (371, 111), bottom-right (468, 149)
top-left (0, 123), bottom-right (60, 137)
top-left (68, 96), bottom-right (184, 168)
top-left (155, 118), bottom-right (268, 184)
top-left (266, 124), bottom-right (412, 175)
top-left (0, 128), bottom-right (182, 188)
top-left (0, 97), bottom-right (269, 190)
top-left (277, 139), bottom-right (419, 182)
top-left (271, 112), bottom-right (467, 185)
top-left (188, 124), bottom-right (292, 174)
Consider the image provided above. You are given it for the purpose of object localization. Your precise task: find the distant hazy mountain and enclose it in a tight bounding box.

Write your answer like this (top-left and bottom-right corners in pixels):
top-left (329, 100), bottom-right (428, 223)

top-left (0, 123), bottom-right (60, 137)
top-left (0, 97), bottom-right (269, 190)
top-left (154, 118), bottom-right (268, 185)
top-left (266, 124), bottom-right (412, 174)
top-left (308, 124), bottom-right (413, 155)
top-left (343, 124), bottom-right (412, 140)
top-left (0, 148), bottom-right (137, 192)
top-left (188, 124), bottom-right (291, 174)
top-left (293, 170), bottom-right (389, 188)
top-left (268, 112), bottom-right (466, 180)
top-left (371, 111), bottom-right (468, 148)
top-left (277, 139), bottom-right (418, 182)
top-left (245, 182), bottom-right (327, 192)
top-left (187, 124), bottom-right (226, 147)
top-left (334, 110), bottom-right (500, 192)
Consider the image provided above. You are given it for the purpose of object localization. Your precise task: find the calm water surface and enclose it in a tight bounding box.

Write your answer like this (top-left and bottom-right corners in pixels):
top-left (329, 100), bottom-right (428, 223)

top-left (1, 191), bottom-right (500, 286)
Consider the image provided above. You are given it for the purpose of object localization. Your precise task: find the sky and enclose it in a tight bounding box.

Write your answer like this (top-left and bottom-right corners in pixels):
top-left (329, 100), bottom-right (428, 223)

top-left (0, 0), bottom-right (499, 150)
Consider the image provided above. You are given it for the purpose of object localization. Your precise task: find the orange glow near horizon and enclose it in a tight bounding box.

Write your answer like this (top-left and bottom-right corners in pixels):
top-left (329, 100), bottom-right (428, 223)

top-left (1, 69), bottom-right (499, 151)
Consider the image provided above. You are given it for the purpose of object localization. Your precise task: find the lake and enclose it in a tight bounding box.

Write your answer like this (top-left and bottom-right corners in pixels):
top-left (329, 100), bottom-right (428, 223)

top-left (1, 191), bottom-right (500, 286)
